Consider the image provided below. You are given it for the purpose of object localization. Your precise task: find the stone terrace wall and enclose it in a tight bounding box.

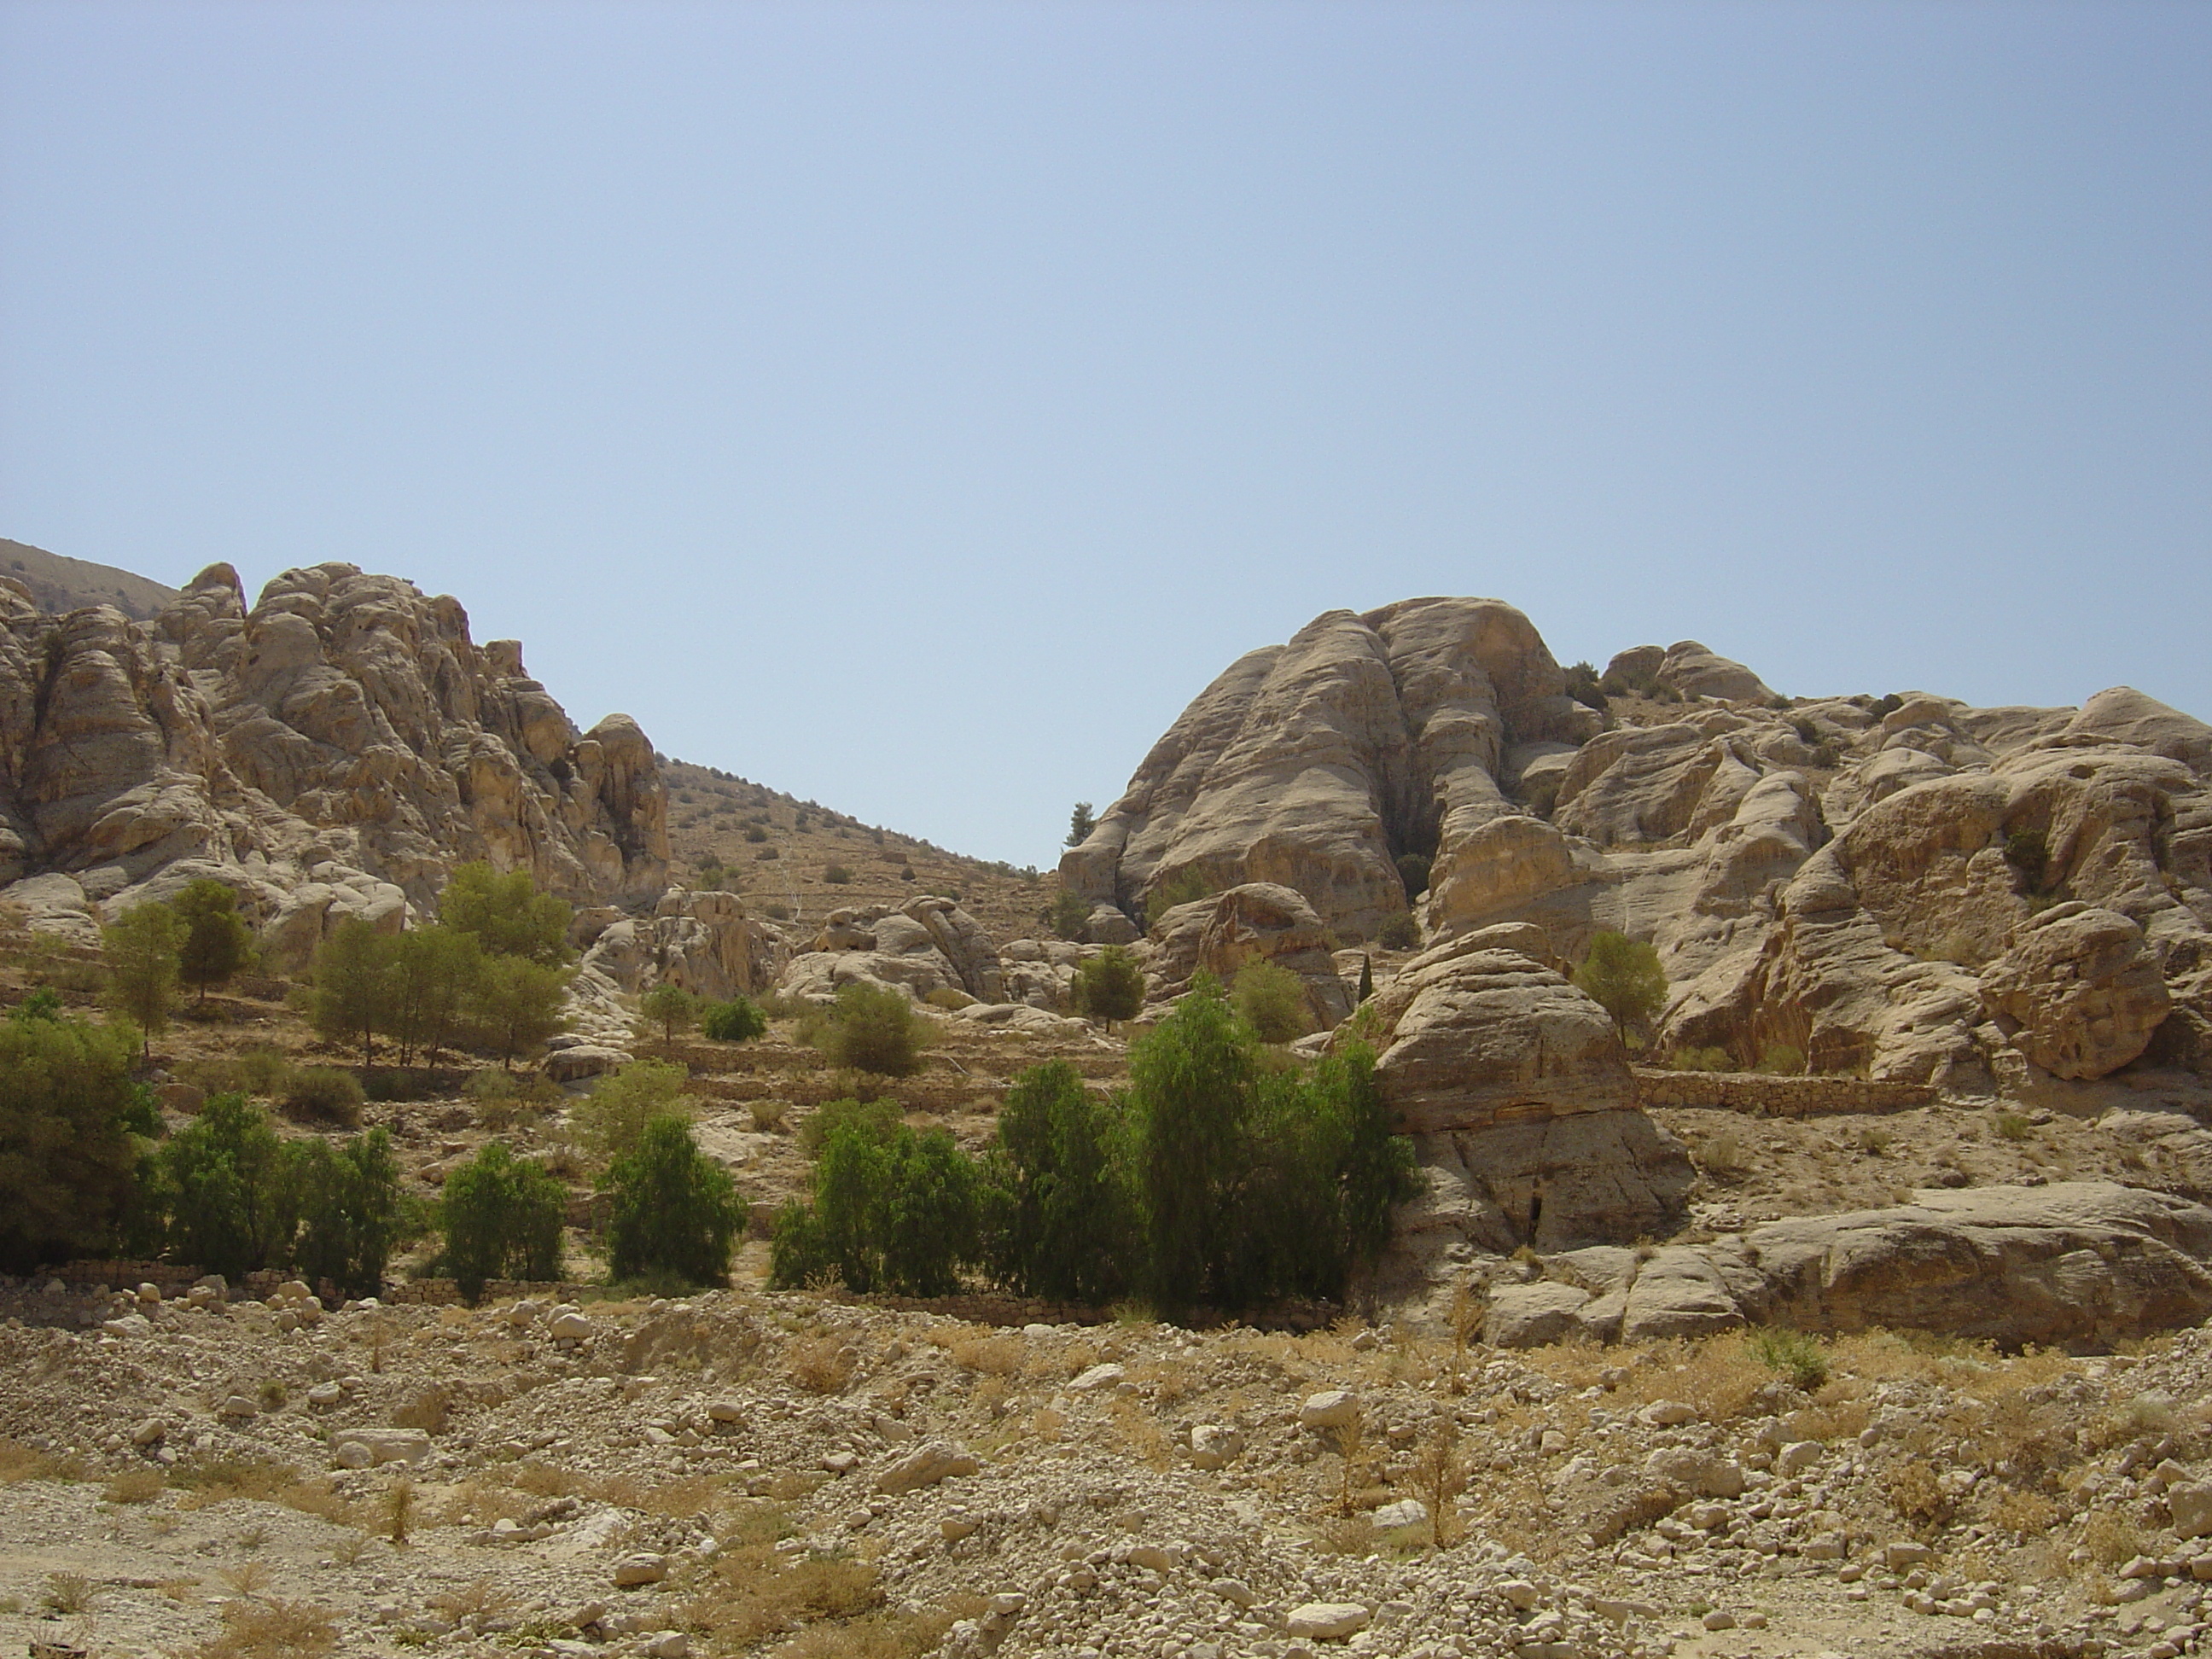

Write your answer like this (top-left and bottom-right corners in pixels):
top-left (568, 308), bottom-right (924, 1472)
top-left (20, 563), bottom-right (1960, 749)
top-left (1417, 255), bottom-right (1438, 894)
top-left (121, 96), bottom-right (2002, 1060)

top-left (1632, 1067), bottom-right (1935, 1118)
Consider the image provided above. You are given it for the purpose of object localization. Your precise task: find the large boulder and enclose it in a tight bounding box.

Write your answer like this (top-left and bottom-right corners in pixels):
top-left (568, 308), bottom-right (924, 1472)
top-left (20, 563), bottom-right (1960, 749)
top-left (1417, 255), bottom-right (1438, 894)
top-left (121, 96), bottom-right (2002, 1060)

top-left (1060, 599), bottom-right (1595, 942)
top-left (1737, 1182), bottom-right (2212, 1348)
top-left (1146, 882), bottom-right (1352, 1033)
top-left (1980, 903), bottom-right (2171, 1080)
top-left (771, 896), bottom-right (1004, 1009)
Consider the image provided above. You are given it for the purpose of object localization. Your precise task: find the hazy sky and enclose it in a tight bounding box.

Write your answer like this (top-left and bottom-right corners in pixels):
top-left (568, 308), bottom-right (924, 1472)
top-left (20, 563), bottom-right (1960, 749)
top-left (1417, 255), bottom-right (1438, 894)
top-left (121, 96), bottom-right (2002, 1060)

top-left (3, 2), bottom-right (2206, 867)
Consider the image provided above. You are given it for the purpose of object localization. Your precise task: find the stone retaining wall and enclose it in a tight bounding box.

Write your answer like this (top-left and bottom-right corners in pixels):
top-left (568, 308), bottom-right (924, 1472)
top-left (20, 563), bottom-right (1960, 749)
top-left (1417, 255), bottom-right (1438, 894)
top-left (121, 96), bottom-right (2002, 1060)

top-left (1631, 1067), bottom-right (1935, 1117)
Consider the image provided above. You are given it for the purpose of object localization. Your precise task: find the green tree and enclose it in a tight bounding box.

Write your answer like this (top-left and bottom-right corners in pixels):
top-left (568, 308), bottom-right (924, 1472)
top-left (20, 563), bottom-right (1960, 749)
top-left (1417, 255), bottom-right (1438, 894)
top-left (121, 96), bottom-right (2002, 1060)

top-left (814, 981), bottom-right (922, 1078)
top-left (1066, 801), bottom-right (1097, 847)
top-left (1394, 852), bottom-right (1434, 898)
top-left (1126, 974), bottom-right (1254, 1309)
top-left (439, 862), bottom-right (574, 965)
top-left (437, 1141), bottom-right (566, 1301)
top-left (1143, 867), bottom-right (1215, 929)
top-left (384, 925), bottom-right (484, 1067)
top-left (981, 1061), bottom-right (1132, 1304)
top-left (308, 920), bottom-right (398, 1066)
top-left (1572, 930), bottom-right (1668, 1045)
top-left (102, 901), bottom-right (186, 1057)
top-left (1046, 889), bottom-right (1091, 941)
top-left (287, 1129), bottom-right (410, 1299)
top-left (467, 954), bottom-right (573, 1069)
top-left (1071, 946), bottom-right (1145, 1029)
top-left (0, 1006), bottom-right (149, 1267)
top-left (1232, 960), bottom-right (1309, 1043)
top-left (771, 1118), bottom-right (980, 1296)
top-left (157, 1092), bottom-right (290, 1279)
top-left (603, 1115), bottom-right (743, 1288)
top-left (701, 996), bottom-right (768, 1044)
top-left (572, 1058), bottom-right (691, 1166)
top-left (173, 879), bottom-right (254, 1004)
top-left (638, 982), bottom-right (701, 1047)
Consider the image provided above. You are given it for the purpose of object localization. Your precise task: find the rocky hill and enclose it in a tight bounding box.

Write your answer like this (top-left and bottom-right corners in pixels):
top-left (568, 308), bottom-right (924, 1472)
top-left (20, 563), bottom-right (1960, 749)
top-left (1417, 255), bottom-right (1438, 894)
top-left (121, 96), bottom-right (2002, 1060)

top-left (0, 560), bottom-right (668, 966)
top-left (1061, 598), bottom-right (2212, 1096)
top-left (0, 536), bottom-right (180, 621)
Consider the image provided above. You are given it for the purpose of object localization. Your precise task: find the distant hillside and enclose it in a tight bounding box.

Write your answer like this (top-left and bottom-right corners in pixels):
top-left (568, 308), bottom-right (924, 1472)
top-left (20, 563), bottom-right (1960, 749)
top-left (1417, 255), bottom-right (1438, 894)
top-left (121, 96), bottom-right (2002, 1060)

top-left (1, 538), bottom-right (178, 621)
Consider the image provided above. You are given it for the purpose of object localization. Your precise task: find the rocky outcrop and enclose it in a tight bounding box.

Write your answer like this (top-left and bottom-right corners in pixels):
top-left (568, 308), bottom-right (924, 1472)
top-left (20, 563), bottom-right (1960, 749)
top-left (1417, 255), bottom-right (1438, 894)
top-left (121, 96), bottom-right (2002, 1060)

top-left (775, 896), bottom-right (1007, 1007)
top-left (0, 560), bottom-right (669, 959)
top-left (1082, 595), bottom-right (2212, 1095)
top-left (1061, 599), bottom-right (1598, 942)
top-left (1354, 927), bottom-right (1696, 1307)
top-left (1144, 882), bottom-right (1352, 1034)
top-left (1483, 1182), bottom-right (2212, 1350)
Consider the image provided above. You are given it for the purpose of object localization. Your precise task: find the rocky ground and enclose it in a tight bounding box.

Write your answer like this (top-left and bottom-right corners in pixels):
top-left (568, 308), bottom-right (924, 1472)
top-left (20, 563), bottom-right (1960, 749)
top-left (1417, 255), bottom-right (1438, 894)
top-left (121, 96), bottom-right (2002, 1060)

top-left (13, 1278), bottom-right (2212, 1659)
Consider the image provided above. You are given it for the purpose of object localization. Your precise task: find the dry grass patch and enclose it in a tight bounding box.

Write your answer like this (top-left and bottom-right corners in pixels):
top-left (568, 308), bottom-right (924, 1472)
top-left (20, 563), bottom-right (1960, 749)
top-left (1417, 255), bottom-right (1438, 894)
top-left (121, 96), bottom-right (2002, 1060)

top-left (773, 1595), bottom-right (986, 1659)
top-left (0, 1438), bottom-right (85, 1483)
top-left (189, 1598), bottom-right (339, 1659)
top-left (678, 1544), bottom-right (882, 1648)
top-left (104, 1465), bottom-right (166, 1504)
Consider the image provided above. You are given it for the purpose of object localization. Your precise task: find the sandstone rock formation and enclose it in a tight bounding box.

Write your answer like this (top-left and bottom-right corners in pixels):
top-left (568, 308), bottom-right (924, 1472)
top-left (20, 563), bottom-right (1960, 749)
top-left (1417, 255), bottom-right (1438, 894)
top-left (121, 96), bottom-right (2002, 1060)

top-left (1481, 1182), bottom-right (2212, 1351)
top-left (0, 561), bottom-right (670, 963)
top-left (1142, 882), bottom-right (1352, 1033)
top-left (1078, 596), bottom-right (2212, 1092)
top-left (1352, 926), bottom-right (1696, 1307)
top-left (775, 895), bottom-right (1007, 1007)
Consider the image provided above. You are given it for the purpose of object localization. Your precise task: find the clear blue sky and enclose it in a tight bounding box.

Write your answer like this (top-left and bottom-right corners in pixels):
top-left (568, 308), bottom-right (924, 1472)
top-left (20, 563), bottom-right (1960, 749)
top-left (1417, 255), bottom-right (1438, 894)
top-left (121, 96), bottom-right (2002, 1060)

top-left (3, 1), bottom-right (2206, 867)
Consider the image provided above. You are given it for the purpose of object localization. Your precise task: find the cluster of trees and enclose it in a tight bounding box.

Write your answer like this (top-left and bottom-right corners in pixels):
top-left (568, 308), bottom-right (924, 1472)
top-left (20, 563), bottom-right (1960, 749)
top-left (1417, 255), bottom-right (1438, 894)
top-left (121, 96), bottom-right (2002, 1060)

top-left (439, 1057), bottom-right (742, 1300)
top-left (306, 864), bottom-right (574, 1068)
top-left (636, 983), bottom-right (768, 1048)
top-left (102, 879), bottom-right (256, 1054)
top-left (771, 974), bottom-right (1417, 1312)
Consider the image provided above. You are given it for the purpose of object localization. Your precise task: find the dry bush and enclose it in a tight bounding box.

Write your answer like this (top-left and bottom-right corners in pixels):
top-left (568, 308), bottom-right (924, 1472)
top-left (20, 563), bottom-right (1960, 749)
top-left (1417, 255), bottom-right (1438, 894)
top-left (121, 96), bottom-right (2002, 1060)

top-left (436, 1481), bottom-right (533, 1528)
top-left (276, 1477), bottom-right (359, 1528)
top-left (1108, 1399), bottom-right (1172, 1470)
top-left (43, 1571), bottom-right (93, 1614)
top-left (946, 1332), bottom-right (1024, 1377)
top-left (1887, 1463), bottom-right (1957, 1536)
top-left (971, 1375), bottom-right (1013, 1418)
top-left (189, 1598), bottom-right (339, 1659)
top-left (105, 1466), bottom-right (166, 1504)
top-left (216, 1562), bottom-right (270, 1598)
top-left (508, 1462), bottom-right (586, 1499)
top-left (749, 1099), bottom-right (790, 1132)
top-left (1988, 1487), bottom-right (2066, 1538)
top-left (0, 1438), bottom-right (84, 1483)
top-left (428, 1578), bottom-right (515, 1624)
top-left (679, 1545), bottom-right (882, 1647)
top-left (789, 1336), bottom-right (858, 1395)
top-left (1597, 1335), bottom-right (1769, 1422)
top-left (393, 1386), bottom-right (453, 1434)
top-left (2077, 1509), bottom-right (2149, 1571)
top-left (1309, 1516), bottom-right (1382, 1554)
top-left (773, 1595), bottom-right (987, 1659)
top-left (171, 1458), bottom-right (299, 1508)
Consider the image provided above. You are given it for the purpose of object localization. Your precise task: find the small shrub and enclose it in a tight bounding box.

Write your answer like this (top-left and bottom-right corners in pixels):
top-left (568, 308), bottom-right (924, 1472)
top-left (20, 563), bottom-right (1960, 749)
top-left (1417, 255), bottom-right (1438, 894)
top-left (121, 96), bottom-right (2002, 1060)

top-left (797, 1097), bottom-right (900, 1157)
top-left (1045, 889), bottom-right (1091, 942)
top-left (44, 1571), bottom-right (94, 1614)
top-left (1394, 852), bottom-right (1433, 898)
top-left (764, 902), bottom-right (792, 920)
top-left (1232, 960), bottom-right (1308, 1044)
top-left (2005, 826), bottom-right (2052, 894)
top-left (823, 864), bottom-right (854, 885)
top-left (1746, 1327), bottom-right (1829, 1391)
top-left (748, 1099), bottom-right (789, 1133)
top-left (754, 847), bottom-right (781, 861)
top-left (1994, 1109), bottom-right (2032, 1141)
top-left (1070, 946), bottom-right (1145, 1027)
top-left (435, 1143), bottom-right (565, 1301)
top-left (702, 997), bottom-right (768, 1044)
top-left (283, 1067), bottom-right (365, 1126)
top-left (573, 1058), bottom-right (694, 1165)
top-left (812, 981), bottom-right (923, 1079)
top-left (1699, 1128), bottom-right (1749, 1182)
top-left (1562, 661), bottom-right (1606, 713)
top-left (1671, 1045), bottom-right (1736, 1073)
top-left (787, 1336), bottom-right (857, 1394)
top-left (743, 825), bottom-right (769, 843)
top-left (1377, 913), bottom-right (1420, 951)
top-left (1756, 1042), bottom-right (1806, 1076)
top-left (924, 986), bottom-right (974, 1010)
top-left (359, 1068), bottom-right (434, 1103)
top-left (105, 1466), bottom-right (166, 1504)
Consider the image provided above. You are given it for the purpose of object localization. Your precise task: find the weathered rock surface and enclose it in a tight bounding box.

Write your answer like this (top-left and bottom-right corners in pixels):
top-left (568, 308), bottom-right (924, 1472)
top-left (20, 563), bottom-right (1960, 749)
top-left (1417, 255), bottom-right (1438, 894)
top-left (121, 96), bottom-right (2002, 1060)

top-left (0, 561), bottom-right (669, 958)
top-left (1079, 595), bottom-right (2212, 1092)
top-left (772, 895), bottom-right (1008, 1008)
top-left (1143, 882), bottom-right (1352, 1033)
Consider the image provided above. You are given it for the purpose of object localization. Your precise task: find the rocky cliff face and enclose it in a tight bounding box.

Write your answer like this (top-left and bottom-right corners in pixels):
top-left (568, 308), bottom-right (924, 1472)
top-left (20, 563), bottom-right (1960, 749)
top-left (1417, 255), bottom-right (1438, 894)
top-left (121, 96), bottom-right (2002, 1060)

top-left (1071, 600), bottom-right (2212, 1094)
top-left (0, 561), bottom-right (669, 958)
